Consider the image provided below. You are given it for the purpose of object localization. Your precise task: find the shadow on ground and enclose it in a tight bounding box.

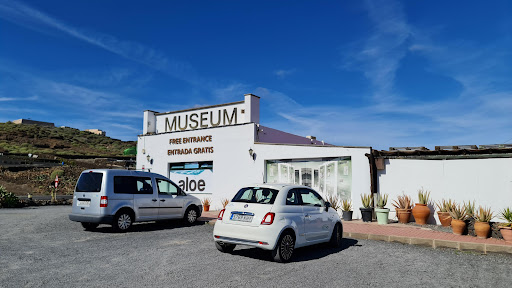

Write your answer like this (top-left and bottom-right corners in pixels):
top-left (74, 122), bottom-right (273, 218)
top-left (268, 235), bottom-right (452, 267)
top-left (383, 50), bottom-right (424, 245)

top-left (230, 238), bottom-right (360, 263)
top-left (82, 220), bottom-right (208, 233)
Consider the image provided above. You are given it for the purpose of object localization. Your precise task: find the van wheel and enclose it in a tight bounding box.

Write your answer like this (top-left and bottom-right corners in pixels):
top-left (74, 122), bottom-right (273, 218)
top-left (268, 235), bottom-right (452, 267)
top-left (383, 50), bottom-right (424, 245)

top-left (215, 242), bottom-right (236, 253)
top-left (329, 223), bottom-right (343, 248)
top-left (113, 211), bottom-right (133, 232)
top-left (183, 207), bottom-right (198, 225)
top-left (272, 231), bottom-right (295, 263)
top-left (81, 222), bottom-right (99, 231)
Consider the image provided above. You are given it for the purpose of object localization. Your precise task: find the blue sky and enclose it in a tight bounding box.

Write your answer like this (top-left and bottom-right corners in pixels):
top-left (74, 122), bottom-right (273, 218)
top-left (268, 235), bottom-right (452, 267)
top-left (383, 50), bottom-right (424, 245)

top-left (1, 0), bottom-right (511, 150)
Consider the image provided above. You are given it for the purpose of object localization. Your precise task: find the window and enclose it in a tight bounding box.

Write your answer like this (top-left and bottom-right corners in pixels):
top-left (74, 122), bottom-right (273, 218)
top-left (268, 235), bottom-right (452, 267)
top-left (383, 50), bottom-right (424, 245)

top-left (286, 189), bottom-right (300, 205)
top-left (114, 176), bottom-right (153, 194)
top-left (157, 179), bottom-right (179, 196)
top-left (76, 172), bottom-right (103, 192)
top-left (232, 187), bottom-right (279, 204)
top-left (299, 189), bottom-right (324, 207)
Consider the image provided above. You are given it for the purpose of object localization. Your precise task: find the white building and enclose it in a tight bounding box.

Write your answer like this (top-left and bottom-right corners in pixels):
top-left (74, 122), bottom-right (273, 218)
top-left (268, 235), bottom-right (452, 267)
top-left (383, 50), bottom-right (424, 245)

top-left (137, 94), bottom-right (372, 211)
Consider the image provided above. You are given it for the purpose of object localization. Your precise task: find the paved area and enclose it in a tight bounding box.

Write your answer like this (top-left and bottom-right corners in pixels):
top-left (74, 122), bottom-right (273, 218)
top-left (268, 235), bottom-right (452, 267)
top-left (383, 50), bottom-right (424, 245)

top-left (201, 210), bottom-right (512, 255)
top-left (2, 206), bottom-right (512, 288)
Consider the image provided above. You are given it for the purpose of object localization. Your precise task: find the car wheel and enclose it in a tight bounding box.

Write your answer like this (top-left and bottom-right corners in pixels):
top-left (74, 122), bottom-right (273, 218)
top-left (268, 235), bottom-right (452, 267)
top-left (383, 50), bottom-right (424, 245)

top-left (272, 231), bottom-right (295, 263)
top-left (183, 206), bottom-right (198, 225)
top-left (215, 242), bottom-right (236, 253)
top-left (113, 211), bottom-right (133, 232)
top-left (329, 222), bottom-right (343, 248)
top-left (81, 222), bottom-right (99, 231)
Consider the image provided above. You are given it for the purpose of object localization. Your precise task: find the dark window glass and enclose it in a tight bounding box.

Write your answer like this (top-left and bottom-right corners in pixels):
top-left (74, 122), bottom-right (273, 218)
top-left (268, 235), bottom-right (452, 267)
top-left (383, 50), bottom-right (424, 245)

top-left (232, 187), bottom-right (279, 204)
top-left (114, 176), bottom-right (153, 194)
top-left (299, 188), bottom-right (324, 207)
top-left (76, 172), bottom-right (103, 192)
top-left (286, 189), bottom-right (300, 205)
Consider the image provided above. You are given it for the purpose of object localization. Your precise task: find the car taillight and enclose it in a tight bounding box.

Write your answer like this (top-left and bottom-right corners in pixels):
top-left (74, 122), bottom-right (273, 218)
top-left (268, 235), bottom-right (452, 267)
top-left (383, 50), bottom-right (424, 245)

top-left (260, 212), bottom-right (275, 225)
top-left (100, 196), bottom-right (108, 207)
top-left (218, 209), bottom-right (225, 220)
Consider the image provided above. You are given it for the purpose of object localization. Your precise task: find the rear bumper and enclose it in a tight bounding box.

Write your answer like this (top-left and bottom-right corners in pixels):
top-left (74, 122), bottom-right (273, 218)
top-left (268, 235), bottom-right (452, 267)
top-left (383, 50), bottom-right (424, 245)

top-left (213, 221), bottom-right (282, 250)
top-left (69, 213), bottom-right (113, 224)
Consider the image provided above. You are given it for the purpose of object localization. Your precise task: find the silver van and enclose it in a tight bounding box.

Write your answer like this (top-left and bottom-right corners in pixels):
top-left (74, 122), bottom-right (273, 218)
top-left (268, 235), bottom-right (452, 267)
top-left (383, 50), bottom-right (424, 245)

top-left (69, 169), bottom-right (203, 232)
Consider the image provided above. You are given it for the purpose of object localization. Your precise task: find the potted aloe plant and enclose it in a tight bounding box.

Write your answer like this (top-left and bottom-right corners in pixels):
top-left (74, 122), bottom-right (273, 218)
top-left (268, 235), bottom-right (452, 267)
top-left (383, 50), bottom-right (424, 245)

top-left (498, 207), bottom-right (512, 243)
top-left (435, 199), bottom-right (454, 227)
top-left (449, 203), bottom-right (468, 235)
top-left (201, 197), bottom-right (211, 212)
top-left (392, 193), bottom-right (413, 224)
top-left (360, 193), bottom-right (373, 222)
top-left (375, 193), bottom-right (389, 225)
top-left (474, 206), bottom-right (494, 239)
top-left (341, 199), bottom-right (353, 221)
top-left (464, 200), bottom-right (476, 236)
top-left (412, 188), bottom-right (431, 225)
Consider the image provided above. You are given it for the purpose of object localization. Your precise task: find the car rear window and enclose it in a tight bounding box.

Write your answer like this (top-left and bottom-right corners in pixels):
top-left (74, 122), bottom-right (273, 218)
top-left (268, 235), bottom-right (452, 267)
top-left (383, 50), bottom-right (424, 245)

top-left (76, 172), bottom-right (103, 192)
top-left (231, 187), bottom-right (279, 204)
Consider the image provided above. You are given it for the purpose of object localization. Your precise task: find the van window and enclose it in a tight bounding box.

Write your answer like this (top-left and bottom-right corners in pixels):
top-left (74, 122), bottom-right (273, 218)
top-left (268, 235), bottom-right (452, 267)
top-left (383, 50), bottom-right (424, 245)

top-left (157, 179), bottom-right (179, 196)
top-left (76, 172), bottom-right (103, 192)
top-left (114, 176), bottom-right (153, 194)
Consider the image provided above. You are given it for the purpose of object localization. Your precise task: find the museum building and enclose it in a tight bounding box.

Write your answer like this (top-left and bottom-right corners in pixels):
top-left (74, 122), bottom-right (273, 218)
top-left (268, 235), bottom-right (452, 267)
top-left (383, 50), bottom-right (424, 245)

top-left (136, 94), bottom-right (371, 210)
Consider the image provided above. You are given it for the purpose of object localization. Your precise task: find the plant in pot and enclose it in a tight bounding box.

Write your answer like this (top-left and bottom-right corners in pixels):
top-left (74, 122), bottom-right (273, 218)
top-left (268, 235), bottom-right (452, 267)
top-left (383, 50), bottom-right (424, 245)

top-left (375, 193), bottom-right (389, 225)
top-left (411, 188), bottom-right (431, 225)
top-left (498, 207), bottom-right (512, 243)
top-left (201, 197), bottom-right (211, 212)
top-left (341, 199), bottom-right (353, 221)
top-left (435, 199), bottom-right (455, 227)
top-left (448, 203), bottom-right (468, 235)
top-left (360, 193), bottom-right (373, 222)
top-left (474, 206), bottom-right (494, 239)
top-left (392, 193), bottom-right (413, 224)
top-left (464, 200), bottom-right (476, 236)
top-left (326, 193), bottom-right (341, 213)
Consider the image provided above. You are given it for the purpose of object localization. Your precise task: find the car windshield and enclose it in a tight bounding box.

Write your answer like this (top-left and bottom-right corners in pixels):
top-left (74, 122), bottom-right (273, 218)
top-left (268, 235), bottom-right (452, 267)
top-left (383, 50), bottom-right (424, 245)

top-left (231, 187), bottom-right (279, 204)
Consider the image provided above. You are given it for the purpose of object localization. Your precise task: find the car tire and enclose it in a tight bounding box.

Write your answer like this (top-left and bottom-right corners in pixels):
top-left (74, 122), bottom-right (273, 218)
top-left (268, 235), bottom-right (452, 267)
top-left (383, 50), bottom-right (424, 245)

top-left (81, 222), bottom-right (99, 231)
top-left (215, 242), bottom-right (236, 253)
top-left (329, 222), bottom-right (343, 248)
top-left (183, 206), bottom-right (199, 225)
top-left (272, 231), bottom-right (295, 263)
top-left (113, 211), bottom-right (133, 232)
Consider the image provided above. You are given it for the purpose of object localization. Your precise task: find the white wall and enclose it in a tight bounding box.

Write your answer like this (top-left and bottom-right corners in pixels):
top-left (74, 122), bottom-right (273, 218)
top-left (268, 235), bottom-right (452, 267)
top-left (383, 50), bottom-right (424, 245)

top-left (378, 158), bottom-right (512, 224)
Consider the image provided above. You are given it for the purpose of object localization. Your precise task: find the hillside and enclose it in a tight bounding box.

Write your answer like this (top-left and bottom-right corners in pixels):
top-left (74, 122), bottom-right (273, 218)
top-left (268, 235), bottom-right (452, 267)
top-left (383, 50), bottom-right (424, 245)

top-left (0, 122), bottom-right (136, 157)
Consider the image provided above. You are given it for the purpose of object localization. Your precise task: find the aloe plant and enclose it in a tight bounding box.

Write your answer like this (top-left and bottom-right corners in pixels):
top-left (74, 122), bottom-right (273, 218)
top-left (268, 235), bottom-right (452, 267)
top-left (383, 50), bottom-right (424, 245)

top-left (417, 188), bottom-right (431, 205)
top-left (326, 193), bottom-right (341, 211)
top-left (376, 194), bottom-right (388, 209)
top-left (392, 194), bottom-right (413, 210)
top-left (475, 206), bottom-right (493, 222)
top-left (464, 200), bottom-right (476, 218)
top-left (436, 199), bottom-right (455, 213)
top-left (499, 207), bottom-right (512, 227)
top-left (448, 203), bottom-right (468, 220)
top-left (360, 193), bottom-right (373, 208)
top-left (341, 199), bottom-right (352, 211)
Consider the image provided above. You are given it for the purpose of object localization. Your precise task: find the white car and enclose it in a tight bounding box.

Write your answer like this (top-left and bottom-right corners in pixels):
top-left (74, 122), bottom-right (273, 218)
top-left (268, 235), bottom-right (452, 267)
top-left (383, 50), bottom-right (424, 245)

top-left (213, 184), bottom-right (343, 262)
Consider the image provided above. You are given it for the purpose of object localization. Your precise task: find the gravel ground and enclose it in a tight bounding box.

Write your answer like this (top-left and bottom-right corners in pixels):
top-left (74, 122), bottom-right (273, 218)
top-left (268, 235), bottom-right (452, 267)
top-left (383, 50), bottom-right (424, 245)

top-left (1, 206), bottom-right (511, 288)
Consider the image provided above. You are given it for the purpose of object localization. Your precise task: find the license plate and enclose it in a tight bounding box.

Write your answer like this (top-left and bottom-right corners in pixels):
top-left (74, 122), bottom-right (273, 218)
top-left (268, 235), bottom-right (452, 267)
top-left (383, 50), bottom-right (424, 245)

top-left (77, 200), bottom-right (91, 207)
top-left (231, 213), bottom-right (254, 222)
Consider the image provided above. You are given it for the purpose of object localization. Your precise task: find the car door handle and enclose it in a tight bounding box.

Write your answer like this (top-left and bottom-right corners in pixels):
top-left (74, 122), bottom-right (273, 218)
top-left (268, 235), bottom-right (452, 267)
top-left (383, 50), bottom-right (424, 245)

top-left (152, 199), bottom-right (157, 202)
top-left (305, 214), bottom-right (311, 218)
top-left (160, 199), bottom-right (165, 202)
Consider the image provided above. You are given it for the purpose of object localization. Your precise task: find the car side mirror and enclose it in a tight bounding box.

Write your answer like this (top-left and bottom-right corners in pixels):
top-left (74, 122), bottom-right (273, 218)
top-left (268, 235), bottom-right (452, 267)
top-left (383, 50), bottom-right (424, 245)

top-left (325, 201), bottom-right (331, 212)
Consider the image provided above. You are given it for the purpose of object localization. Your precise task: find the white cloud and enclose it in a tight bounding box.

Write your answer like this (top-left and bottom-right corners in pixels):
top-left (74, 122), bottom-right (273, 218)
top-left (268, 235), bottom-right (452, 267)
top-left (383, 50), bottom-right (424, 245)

top-left (274, 69), bottom-right (296, 78)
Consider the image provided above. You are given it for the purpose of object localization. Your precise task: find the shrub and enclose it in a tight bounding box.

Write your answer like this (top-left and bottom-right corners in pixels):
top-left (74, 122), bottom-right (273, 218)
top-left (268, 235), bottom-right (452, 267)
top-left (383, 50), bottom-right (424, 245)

top-left (376, 194), bottom-right (388, 209)
top-left (417, 188), bottom-right (431, 205)
top-left (326, 193), bottom-right (341, 211)
top-left (341, 199), bottom-right (352, 211)
top-left (50, 169), bottom-right (64, 181)
top-left (475, 206), bottom-right (493, 222)
top-left (221, 198), bottom-right (229, 208)
top-left (499, 208), bottom-right (512, 227)
top-left (201, 198), bottom-right (211, 206)
top-left (436, 199), bottom-right (455, 212)
top-left (0, 186), bottom-right (21, 208)
top-left (360, 193), bottom-right (373, 208)
top-left (392, 193), bottom-right (413, 210)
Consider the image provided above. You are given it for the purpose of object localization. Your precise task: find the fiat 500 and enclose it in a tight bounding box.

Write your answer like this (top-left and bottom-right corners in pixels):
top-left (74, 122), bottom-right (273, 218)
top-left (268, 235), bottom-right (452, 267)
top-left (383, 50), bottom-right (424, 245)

top-left (213, 184), bottom-right (343, 262)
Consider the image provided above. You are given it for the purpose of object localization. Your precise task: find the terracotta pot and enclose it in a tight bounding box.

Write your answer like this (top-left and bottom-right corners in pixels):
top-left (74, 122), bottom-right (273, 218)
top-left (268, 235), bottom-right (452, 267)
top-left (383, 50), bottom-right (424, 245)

top-left (203, 205), bottom-right (210, 212)
top-left (412, 204), bottom-right (430, 225)
top-left (437, 211), bottom-right (452, 227)
top-left (451, 219), bottom-right (466, 235)
top-left (474, 221), bottom-right (491, 239)
top-left (396, 208), bottom-right (412, 224)
top-left (500, 227), bottom-right (512, 243)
